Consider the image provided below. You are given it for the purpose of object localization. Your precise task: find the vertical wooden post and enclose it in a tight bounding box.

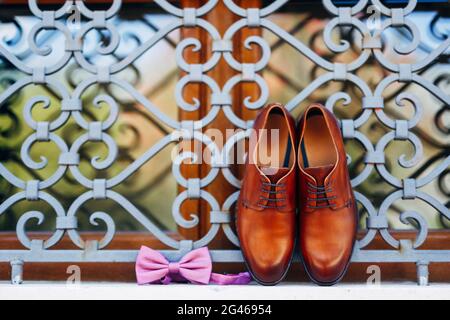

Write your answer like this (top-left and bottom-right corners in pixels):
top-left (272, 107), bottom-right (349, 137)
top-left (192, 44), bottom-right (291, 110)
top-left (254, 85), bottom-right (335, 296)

top-left (201, 0), bottom-right (238, 248)
top-left (179, 0), bottom-right (262, 248)
top-left (234, 0), bottom-right (262, 177)
top-left (178, 0), bottom-right (206, 240)
top-left (202, 0), bottom-right (262, 248)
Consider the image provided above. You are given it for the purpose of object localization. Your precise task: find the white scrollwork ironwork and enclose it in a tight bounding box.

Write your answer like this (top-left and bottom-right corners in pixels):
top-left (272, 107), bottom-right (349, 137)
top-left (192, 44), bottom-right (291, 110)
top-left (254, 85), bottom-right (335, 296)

top-left (0, 0), bottom-right (449, 285)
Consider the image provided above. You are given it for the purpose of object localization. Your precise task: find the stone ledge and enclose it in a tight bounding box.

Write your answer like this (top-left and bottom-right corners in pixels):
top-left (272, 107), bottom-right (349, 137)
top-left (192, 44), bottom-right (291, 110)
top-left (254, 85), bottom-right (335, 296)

top-left (1, 282), bottom-right (450, 300)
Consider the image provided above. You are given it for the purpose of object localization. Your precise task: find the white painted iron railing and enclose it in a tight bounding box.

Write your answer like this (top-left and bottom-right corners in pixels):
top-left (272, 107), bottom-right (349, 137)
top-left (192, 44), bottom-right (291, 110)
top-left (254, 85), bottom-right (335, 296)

top-left (0, 0), bottom-right (449, 285)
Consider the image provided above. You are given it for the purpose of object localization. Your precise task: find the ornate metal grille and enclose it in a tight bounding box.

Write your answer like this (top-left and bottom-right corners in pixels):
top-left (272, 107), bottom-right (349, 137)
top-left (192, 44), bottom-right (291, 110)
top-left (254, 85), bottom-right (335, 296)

top-left (0, 0), bottom-right (449, 285)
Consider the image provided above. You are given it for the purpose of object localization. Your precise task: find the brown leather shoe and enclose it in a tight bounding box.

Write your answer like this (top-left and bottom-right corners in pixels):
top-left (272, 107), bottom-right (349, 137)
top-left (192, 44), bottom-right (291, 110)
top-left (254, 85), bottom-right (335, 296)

top-left (297, 104), bottom-right (357, 286)
top-left (237, 103), bottom-right (297, 285)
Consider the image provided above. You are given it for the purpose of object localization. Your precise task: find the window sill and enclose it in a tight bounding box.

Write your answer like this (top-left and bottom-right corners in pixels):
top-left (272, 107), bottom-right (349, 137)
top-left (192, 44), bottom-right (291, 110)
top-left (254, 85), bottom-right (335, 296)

top-left (1, 281), bottom-right (450, 300)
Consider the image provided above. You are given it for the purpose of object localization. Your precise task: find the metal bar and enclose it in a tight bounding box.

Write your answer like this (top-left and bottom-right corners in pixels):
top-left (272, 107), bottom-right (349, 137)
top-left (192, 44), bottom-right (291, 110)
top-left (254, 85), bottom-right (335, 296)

top-left (1, 248), bottom-right (450, 263)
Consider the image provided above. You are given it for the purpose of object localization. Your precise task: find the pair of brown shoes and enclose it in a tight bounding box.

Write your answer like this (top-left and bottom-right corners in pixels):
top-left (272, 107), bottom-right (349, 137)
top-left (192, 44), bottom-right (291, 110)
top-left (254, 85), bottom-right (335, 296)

top-left (236, 103), bottom-right (358, 286)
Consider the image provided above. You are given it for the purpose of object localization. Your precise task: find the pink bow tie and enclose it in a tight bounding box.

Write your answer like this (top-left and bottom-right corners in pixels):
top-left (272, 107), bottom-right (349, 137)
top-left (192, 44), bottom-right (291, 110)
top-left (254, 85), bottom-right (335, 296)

top-left (135, 246), bottom-right (251, 285)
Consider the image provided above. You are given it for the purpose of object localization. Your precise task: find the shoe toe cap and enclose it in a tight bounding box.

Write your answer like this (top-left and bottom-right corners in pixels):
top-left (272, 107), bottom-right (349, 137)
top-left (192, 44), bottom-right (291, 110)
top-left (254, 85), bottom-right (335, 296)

top-left (302, 247), bottom-right (352, 285)
top-left (246, 245), bottom-right (293, 285)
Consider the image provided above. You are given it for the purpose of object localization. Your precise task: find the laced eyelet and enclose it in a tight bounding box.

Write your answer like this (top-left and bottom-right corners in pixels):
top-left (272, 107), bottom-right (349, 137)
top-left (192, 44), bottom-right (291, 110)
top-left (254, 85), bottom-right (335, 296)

top-left (307, 182), bottom-right (337, 210)
top-left (258, 179), bottom-right (287, 209)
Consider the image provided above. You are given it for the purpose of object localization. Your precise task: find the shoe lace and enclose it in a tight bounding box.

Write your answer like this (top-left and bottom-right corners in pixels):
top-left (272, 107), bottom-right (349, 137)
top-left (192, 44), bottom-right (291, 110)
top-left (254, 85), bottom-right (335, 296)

top-left (257, 180), bottom-right (286, 209)
top-left (306, 182), bottom-right (336, 209)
